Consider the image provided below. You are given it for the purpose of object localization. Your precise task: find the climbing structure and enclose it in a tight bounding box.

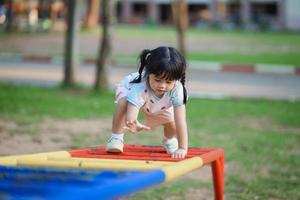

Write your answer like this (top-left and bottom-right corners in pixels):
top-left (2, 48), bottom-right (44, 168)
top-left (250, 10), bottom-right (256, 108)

top-left (0, 144), bottom-right (224, 200)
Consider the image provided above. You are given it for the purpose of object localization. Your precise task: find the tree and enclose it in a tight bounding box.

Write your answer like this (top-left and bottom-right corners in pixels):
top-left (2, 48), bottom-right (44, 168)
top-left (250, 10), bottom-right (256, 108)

top-left (84, 0), bottom-right (100, 29)
top-left (172, 0), bottom-right (189, 57)
top-left (63, 0), bottom-right (81, 86)
top-left (94, 0), bottom-right (114, 90)
top-left (4, 0), bottom-right (14, 32)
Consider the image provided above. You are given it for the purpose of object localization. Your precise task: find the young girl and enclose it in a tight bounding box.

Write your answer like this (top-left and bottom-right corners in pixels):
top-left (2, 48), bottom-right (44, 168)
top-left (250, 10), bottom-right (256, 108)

top-left (106, 46), bottom-right (188, 158)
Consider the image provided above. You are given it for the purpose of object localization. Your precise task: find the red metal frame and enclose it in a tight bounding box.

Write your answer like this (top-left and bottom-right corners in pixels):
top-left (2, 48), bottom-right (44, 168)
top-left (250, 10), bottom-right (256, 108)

top-left (69, 144), bottom-right (225, 200)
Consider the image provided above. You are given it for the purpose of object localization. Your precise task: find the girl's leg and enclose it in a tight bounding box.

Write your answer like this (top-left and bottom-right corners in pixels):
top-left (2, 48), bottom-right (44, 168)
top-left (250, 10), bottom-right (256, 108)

top-left (163, 121), bottom-right (176, 138)
top-left (107, 97), bottom-right (127, 152)
top-left (112, 97), bottom-right (127, 133)
top-left (162, 121), bottom-right (178, 154)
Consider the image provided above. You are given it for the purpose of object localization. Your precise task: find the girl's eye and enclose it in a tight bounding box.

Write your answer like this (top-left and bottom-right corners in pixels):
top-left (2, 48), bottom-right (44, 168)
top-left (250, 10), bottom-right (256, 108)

top-left (155, 79), bottom-right (161, 82)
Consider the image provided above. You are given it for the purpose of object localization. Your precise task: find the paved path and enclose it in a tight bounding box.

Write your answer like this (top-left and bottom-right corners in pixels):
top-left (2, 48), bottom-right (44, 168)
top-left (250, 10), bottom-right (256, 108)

top-left (1, 60), bottom-right (300, 101)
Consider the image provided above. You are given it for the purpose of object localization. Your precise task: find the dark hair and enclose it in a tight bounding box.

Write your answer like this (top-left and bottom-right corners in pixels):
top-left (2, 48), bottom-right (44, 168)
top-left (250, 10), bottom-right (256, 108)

top-left (131, 46), bottom-right (187, 104)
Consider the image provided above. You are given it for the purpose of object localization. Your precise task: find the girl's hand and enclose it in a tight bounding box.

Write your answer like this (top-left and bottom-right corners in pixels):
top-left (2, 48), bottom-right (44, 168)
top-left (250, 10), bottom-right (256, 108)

top-left (171, 148), bottom-right (187, 159)
top-left (123, 120), bottom-right (151, 133)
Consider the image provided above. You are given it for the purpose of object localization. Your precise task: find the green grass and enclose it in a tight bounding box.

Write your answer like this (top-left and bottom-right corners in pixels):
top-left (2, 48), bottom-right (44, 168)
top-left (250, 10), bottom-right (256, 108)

top-left (114, 25), bottom-right (177, 39)
top-left (188, 52), bottom-right (300, 66)
top-left (1, 25), bottom-right (300, 66)
top-left (0, 84), bottom-right (114, 124)
top-left (115, 25), bottom-right (300, 44)
top-left (111, 51), bottom-right (300, 67)
top-left (114, 26), bottom-right (300, 66)
top-left (0, 83), bottom-right (299, 199)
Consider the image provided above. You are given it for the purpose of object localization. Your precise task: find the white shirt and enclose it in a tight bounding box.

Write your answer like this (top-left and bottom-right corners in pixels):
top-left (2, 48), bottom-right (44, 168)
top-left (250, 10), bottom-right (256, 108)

top-left (121, 72), bottom-right (184, 115)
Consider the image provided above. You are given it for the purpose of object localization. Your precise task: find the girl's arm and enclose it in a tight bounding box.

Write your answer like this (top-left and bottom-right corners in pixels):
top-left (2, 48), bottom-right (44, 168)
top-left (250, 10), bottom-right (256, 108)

top-left (173, 104), bottom-right (188, 158)
top-left (124, 103), bottom-right (150, 133)
top-left (126, 102), bottom-right (139, 122)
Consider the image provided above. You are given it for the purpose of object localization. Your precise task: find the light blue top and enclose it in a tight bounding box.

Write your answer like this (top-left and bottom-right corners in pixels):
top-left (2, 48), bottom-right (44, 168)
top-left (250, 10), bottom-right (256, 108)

top-left (121, 72), bottom-right (184, 114)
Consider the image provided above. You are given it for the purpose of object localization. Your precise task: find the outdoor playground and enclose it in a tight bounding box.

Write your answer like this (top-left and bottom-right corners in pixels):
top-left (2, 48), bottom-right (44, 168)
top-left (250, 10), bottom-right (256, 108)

top-left (0, 24), bottom-right (300, 199)
top-left (0, 82), bottom-right (300, 199)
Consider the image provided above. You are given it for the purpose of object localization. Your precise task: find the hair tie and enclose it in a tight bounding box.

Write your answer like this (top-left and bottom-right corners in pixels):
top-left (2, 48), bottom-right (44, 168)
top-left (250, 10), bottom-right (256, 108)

top-left (145, 52), bottom-right (151, 61)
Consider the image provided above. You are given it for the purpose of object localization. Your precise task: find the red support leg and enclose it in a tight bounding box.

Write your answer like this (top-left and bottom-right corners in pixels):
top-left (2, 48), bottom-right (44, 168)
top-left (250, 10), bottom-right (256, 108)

top-left (211, 153), bottom-right (224, 200)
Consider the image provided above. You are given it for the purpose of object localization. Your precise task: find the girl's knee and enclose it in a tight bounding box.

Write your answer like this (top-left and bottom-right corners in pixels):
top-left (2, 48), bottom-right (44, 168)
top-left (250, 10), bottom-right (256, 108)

top-left (116, 98), bottom-right (128, 112)
top-left (163, 121), bottom-right (176, 138)
top-left (164, 121), bottom-right (176, 129)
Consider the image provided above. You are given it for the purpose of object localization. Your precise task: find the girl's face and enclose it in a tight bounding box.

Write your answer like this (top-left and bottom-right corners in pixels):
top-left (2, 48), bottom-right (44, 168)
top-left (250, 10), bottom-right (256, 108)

top-left (148, 74), bottom-right (176, 97)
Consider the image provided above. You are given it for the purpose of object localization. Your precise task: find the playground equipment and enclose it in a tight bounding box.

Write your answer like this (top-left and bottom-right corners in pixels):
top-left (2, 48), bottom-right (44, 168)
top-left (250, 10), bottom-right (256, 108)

top-left (0, 144), bottom-right (224, 199)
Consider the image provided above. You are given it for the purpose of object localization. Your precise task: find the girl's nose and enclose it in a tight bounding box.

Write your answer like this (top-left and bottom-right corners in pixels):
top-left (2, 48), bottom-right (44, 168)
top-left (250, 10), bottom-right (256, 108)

top-left (159, 82), bottom-right (166, 88)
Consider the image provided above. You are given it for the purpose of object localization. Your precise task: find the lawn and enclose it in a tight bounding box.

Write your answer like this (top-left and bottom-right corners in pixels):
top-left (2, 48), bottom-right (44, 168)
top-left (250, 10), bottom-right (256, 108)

top-left (1, 25), bottom-right (300, 66)
top-left (0, 83), bottom-right (299, 199)
top-left (112, 26), bottom-right (300, 66)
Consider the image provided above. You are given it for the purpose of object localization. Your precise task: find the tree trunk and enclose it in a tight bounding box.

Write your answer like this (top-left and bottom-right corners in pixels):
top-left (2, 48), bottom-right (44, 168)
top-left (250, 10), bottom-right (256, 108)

top-left (84, 0), bottom-right (100, 29)
top-left (63, 1), bottom-right (81, 86)
top-left (172, 0), bottom-right (188, 57)
top-left (5, 0), bottom-right (14, 32)
top-left (94, 0), bottom-right (114, 90)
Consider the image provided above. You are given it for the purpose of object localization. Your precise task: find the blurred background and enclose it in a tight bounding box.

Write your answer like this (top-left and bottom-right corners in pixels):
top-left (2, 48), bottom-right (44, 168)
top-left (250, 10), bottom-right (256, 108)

top-left (0, 0), bottom-right (299, 98)
top-left (0, 0), bottom-right (300, 200)
top-left (1, 0), bottom-right (300, 31)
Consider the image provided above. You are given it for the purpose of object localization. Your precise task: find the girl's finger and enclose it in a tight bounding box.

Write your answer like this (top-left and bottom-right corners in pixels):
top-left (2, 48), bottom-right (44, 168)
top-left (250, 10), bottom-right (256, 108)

top-left (123, 126), bottom-right (136, 134)
top-left (142, 125), bottom-right (151, 131)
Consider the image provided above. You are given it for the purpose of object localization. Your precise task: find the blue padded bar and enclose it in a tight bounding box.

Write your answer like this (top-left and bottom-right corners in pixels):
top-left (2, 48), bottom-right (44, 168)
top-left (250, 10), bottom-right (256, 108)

top-left (0, 166), bottom-right (165, 200)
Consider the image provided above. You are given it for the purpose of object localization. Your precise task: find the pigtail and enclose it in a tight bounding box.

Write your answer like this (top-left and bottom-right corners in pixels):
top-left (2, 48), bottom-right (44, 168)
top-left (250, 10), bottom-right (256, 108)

top-left (131, 49), bottom-right (151, 83)
top-left (180, 72), bottom-right (188, 104)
